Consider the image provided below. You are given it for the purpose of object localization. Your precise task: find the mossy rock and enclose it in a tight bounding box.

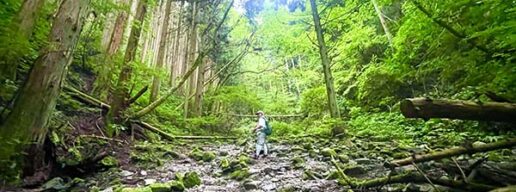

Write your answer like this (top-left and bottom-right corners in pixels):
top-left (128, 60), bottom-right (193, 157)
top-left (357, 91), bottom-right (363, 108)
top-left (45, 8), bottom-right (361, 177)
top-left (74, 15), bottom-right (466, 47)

top-left (230, 168), bottom-right (250, 181)
top-left (149, 183), bottom-right (171, 192)
top-left (303, 143), bottom-right (313, 150)
top-left (292, 156), bottom-right (304, 169)
top-left (238, 154), bottom-right (251, 165)
top-left (392, 152), bottom-right (409, 159)
top-left (308, 149), bottom-right (317, 158)
top-left (168, 180), bottom-right (185, 191)
top-left (302, 169), bottom-right (318, 180)
top-left (183, 172), bottom-right (201, 188)
top-left (321, 148), bottom-right (337, 158)
top-left (163, 151), bottom-right (180, 159)
top-left (337, 154), bottom-right (350, 163)
top-left (101, 156), bottom-right (119, 167)
top-left (291, 146), bottom-right (304, 152)
top-left (188, 148), bottom-right (204, 161)
top-left (220, 158), bottom-right (230, 169)
top-left (202, 151), bottom-right (216, 162)
top-left (219, 151), bottom-right (229, 156)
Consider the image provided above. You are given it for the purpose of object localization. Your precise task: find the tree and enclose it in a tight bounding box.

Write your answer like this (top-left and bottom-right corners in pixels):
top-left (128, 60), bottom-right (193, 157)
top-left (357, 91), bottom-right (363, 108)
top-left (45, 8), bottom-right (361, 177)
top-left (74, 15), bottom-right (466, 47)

top-left (0, 0), bottom-right (46, 81)
top-left (0, 0), bottom-right (90, 168)
top-left (150, 0), bottom-right (173, 102)
top-left (110, 0), bottom-right (148, 123)
top-left (309, 0), bottom-right (340, 118)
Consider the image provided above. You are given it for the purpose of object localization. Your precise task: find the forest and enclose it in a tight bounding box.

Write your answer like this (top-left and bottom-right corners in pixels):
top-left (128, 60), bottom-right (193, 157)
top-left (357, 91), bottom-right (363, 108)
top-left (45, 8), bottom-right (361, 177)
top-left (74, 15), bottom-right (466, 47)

top-left (0, 0), bottom-right (515, 191)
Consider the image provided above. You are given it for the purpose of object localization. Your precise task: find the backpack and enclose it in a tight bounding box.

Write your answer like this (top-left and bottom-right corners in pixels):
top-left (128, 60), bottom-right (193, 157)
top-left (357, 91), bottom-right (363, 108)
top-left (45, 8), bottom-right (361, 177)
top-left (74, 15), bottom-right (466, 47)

top-left (262, 117), bottom-right (272, 136)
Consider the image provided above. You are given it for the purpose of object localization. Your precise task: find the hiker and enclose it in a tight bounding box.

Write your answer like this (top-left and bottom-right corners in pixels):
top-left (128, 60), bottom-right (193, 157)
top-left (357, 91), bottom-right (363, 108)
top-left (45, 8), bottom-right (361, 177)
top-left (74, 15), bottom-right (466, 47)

top-left (253, 110), bottom-right (268, 159)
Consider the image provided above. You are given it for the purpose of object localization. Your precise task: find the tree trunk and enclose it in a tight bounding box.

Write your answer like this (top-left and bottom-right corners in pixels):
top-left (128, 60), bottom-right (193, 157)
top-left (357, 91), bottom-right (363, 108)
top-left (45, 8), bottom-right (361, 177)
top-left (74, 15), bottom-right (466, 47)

top-left (309, 0), bottom-right (340, 118)
top-left (193, 58), bottom-right (207, 117)
top-left (150, 0), bottom-right (173, 102)
top-left (0, 0), bottom-right (45, 80)
top-left (389, 138), bottom-right (516, 167)
top-left (400, 98), bottom-right (516, 122)
top-left (185, 0), bottom-right (198, 118)
top-left (0, 0), bottom-right (89, 165)
top-left (371, 0), bottom-right (392, 45)
top-left (110, 0), bottom-right (148, 122)
top-left (93, 0), bottom-right (130, 98)
top-left (169, 0), bottom-right (185, 86)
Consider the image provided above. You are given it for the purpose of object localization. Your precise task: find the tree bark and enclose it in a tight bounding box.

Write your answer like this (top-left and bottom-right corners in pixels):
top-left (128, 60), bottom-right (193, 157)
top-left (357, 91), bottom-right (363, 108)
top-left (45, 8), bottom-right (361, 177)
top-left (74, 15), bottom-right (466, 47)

top-left (0, 0), bottom-right (46, 80)
top-left (309, 0), bottom-right (340, 118)
top-left (169, 0), bottom-right (185, 86)
top-left (150, 0), bottom-right (173, 102)
top-left (0, 0), bottom-right (90, 161)
top-left (110, 0), bottom-right (148, 122)
top-left (185, 0), bottom-right (198, 118)
top-left (389, 138), bottom-right (516, 167)
top-left (400, 98), bottom-right (516, 122)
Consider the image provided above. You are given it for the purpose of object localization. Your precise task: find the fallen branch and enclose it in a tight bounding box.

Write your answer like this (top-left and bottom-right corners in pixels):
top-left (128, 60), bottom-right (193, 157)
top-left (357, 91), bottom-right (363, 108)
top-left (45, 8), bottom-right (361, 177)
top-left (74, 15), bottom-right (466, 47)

top-left (229, 114), bottom-right (304, 118)
top-left (77, 134), bottom-right (125, 143)
top-left (132, 121), bottom-right (237, 140)
top-left (389, 138), bottom-right (516, 167)
top-left (356, 172), bottom-right (496, 192)
top-left (400, 97), bottom-right (516, 122)
top-left (63, 85), bottom-right (110, 110)
top-left (128, 85), bottom-right (148, 105)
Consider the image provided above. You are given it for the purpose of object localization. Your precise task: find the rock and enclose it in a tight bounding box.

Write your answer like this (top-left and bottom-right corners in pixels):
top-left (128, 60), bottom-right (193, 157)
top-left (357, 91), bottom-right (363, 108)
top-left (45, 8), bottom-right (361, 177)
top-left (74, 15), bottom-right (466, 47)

top-left (263, 167), bottom-right (273, 174)
top-left (354, 158), bottom-right (372, 164)
top-left (163, 151), bottom-right (180, 158)
top-left (169, 180), bottom-right (185, 191)
top-left (392, 152), bottom-right (409, 159)
top-left (183, 172), bottom-right (201, 188)
top-left (338, 154), bottom-right (350, 163)
top-left (149, 183), bottom-right (170, 192)
top-left (220, 158), bottom-right (231, 172)
top-left (321, 148), bottom-right (337, 158)
top-left (140, 170), bottom-right (148, 176)
top-left (308, 149), bottom-right (317, 158)
top-left (121, 170), bottom-right (134, 177)
top-left (101, 187), bottom-right (113, 192)
top-left (263, 183), bottom-right (276, 191)
top-left (277, 184), bottom-right (296, 192)
top-left (243, 180), bottom-right (260, 190)
top-left (291, 146), bottom-right (304, 152)
top-left (292, 156), bottom-right (304, 169)
top-left (202, 151), bottom-right (216, 162)
top-left (42, 177), bottom-right (68, 191)
top-left (230, 168), bottom-right (250, 181)
top-left (302, 169), bottom-right (318, 180)
top-left (144, 179), bottom-right (157, 185)
top-left (188, 148), bottom-right (204, 161)
top-left (303, 143), bottom-right (313, 150)
top-left (219, 151), bottom-right (229, 156)
top-left (343, 165), bottom-right (366, 177)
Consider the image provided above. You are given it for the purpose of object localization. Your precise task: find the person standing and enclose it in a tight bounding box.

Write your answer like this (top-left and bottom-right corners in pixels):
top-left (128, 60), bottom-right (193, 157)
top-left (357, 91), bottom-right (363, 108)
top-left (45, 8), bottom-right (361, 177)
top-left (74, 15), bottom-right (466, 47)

top-left (253, 111), bottom-right (268, 159)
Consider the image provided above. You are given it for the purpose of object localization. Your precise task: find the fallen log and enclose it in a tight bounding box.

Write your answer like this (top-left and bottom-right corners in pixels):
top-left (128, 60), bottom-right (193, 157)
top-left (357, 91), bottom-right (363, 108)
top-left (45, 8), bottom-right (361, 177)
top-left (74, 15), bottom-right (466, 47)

top-left (132, 121), bottom-right (237, 140)
top-left (63, 85), bottom-right (110, 110)
top-left (400, 97), bottom-right (516, 122)
top-left (389, 138), bottom-right (516, 167)
top-left (356, 171), bottom-right (496, 192)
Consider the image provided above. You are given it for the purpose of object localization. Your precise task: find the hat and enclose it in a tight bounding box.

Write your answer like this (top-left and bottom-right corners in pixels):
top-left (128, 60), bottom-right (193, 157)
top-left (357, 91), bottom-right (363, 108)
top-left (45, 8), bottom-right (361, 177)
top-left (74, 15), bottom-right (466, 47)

top-left (255, 111), bottom-right (264, 115)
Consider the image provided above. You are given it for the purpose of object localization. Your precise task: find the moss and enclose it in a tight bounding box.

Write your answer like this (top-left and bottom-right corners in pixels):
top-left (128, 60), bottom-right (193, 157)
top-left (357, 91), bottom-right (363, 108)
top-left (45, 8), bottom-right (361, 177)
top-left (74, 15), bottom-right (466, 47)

top-left (202, 151), bottom-right (216, 162)
top-left (188, 148), bottom-right (204, 161)
top-left (337, 154), bottom-right (350, 163)
top-left (321, 148), bottom-right (337, 158)
top-left (230, 168), bottom-right (250, 181)
top-left (183, 172), bottom-right (201, 188)
top-left (238, 154), bottom-right (251, 165)
top-left (325, 171), bottom-right (339, 180)
top-left (101, 156), bottom-right (119, 167)
top-left (292, 156), bottom-right (304, 169)
top-left (220, 158), bottom-right (231, 172)
top-left (168, 180), bottom-right (185, 191)
top-left (119, 187), bottom-right (152, 192)
top-left (149, 183), bottom-right (171, 192)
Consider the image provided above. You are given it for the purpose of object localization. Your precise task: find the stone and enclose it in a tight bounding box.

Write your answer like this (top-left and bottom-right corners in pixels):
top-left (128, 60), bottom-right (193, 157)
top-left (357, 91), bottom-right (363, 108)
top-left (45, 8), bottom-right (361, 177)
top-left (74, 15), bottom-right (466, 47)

top-left (292, 156), bottom-right (304, 169)
top-left (121, 170), bottom-right (134, 177)
top-left (183, 171), bottom-right (201, 188)
top-left (144, 179), bottom-right (157, 185)
top-left (321, 148), bottom-right (337, 158)
top-left (263, 183), bottom-right (276, 191)
top-left (473, 141), bottom-right (487, 148)
top-left (140, 170), bottom-right (148, 176)
top-left (219, 151), bottom-right (229, 156)
top-left (343, 165), bottom-right (366, 177)
top-left (338, 154), bottom-right (350, 163)
top-left (163, 151), bottom-right (180, 159)
top-left (243, 180), bottom-right (260, 190)
top-left (120, 187), bottom-right (152, 192)
top-left (202, 151), bottom-right (216, 162)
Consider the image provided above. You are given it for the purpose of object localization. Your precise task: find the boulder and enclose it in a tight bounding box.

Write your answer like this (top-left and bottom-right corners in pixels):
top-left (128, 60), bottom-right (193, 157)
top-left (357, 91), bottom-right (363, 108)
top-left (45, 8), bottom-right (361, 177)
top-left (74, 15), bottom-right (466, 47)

top-left (230, 168), bottom-right (250, 181)
top-left (183, 172), bottom-right (201, 188)
top-left (243, 180), bottom-right (260, 190)
top-left (321, 148), bottom-right (337, 158)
